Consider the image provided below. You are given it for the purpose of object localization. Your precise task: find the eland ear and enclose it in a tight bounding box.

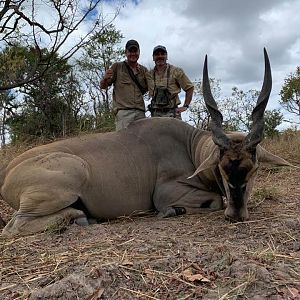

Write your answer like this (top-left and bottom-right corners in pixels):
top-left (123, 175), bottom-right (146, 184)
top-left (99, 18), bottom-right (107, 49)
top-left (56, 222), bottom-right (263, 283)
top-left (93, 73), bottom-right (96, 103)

top-left (188, 147), bottom-right (220, 179)
top-left (256, 145), bottom-right (299, 168)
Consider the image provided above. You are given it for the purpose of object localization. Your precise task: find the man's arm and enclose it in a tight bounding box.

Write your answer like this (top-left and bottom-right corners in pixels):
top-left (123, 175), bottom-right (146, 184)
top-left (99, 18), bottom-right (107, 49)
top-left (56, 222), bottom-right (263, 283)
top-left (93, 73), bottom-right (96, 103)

top-left (176, 86), bottom-right (194, 113)
top-left (183, 86), bottom-right (194, 108)
top-left (174, 67), bottom-right (194, 112)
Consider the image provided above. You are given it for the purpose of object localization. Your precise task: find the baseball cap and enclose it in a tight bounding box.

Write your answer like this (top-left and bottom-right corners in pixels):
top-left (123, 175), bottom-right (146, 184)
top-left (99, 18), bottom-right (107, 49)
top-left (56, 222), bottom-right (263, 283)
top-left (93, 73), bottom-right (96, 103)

top-left (153, 45), bottom-right (167, 55)
top-left (125, 39), bottom-right (139, 50)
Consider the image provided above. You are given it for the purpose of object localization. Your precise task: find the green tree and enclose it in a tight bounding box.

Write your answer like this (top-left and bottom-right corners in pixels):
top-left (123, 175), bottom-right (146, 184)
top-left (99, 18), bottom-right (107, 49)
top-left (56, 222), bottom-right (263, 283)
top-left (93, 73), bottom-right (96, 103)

top-left (264, 109), bottom-right (283, 138)
top-left (6, 46), bottom-right (84, 141)
top-left (76, 24), bottom-right (124, 131)
top-left (280, 66), bottom-right (300, 119)
top-left (0, 45), bottom-right (36, 91)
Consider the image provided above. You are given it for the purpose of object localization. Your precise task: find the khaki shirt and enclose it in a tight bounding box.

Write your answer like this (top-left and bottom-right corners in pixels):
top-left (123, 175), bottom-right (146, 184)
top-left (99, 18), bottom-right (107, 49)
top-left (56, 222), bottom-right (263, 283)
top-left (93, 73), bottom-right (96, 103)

top-left (107, 61), bottom-right (148, 113)
top-left (148, 64), bottom-right (194, 108)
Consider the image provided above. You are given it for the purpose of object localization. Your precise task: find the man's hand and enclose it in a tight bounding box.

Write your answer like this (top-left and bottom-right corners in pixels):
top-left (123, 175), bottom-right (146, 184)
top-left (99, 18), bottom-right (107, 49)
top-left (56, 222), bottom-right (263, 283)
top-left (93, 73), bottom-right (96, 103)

top-left (100, 68), bottom-right (113, 89)
top-left (176, 106), bottom-right (188, 113)
top-left (104, 68), bottom-right (113, 80)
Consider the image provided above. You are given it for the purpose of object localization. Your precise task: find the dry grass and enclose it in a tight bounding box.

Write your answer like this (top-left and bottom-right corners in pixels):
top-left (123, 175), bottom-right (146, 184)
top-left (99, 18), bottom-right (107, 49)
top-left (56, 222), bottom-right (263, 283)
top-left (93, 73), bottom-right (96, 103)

top-left (0, 132), bottom-right (300, 299)
top-left (262, 129), bottom-right (300, 164)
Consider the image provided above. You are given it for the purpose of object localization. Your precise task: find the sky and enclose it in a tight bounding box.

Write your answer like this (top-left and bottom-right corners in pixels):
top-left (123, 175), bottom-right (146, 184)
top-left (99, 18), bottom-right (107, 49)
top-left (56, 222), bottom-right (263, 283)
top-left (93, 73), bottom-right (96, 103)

top-left (101, 0), bottom-right (300, 127)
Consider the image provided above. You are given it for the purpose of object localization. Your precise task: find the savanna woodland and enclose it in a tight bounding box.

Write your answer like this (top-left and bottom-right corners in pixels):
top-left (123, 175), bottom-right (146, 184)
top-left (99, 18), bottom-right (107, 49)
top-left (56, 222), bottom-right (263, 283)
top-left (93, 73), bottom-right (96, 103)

top-left (1, 1), bottom-right (300, 299)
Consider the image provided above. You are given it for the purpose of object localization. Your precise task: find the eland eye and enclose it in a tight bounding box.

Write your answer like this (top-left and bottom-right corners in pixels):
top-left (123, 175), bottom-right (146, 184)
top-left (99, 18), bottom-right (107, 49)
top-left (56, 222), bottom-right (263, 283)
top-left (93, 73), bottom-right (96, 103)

top-left (228, 182), bottom-right (247, 190)
top-left (228, 183), bottom-right (235, 189)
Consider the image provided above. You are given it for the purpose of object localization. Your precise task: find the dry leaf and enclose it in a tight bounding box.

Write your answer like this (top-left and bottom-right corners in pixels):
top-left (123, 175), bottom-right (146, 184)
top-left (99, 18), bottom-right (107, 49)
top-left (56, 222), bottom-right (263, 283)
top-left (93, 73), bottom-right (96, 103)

top-left (121, 260), bottom-right (133, 266)
top-left (144, 269), bottom-right (155, 279)
top-left (289, 252), bottom-right (300, 257)
top-left (289, 287), bottom-right (299, 299)
top-left (182, 268), bottom-right (210, 283)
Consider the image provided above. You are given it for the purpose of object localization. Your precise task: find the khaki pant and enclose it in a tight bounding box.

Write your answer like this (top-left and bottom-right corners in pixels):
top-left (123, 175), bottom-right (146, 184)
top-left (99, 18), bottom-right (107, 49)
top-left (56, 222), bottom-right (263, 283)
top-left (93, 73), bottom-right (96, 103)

top-left (116, 109), bottom-right (145, 131)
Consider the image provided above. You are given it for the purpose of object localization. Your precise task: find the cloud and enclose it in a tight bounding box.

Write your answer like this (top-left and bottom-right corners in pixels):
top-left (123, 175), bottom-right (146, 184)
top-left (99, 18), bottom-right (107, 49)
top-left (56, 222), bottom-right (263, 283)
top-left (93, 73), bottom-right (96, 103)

top-left (102, 0), bottom-right (300, 125)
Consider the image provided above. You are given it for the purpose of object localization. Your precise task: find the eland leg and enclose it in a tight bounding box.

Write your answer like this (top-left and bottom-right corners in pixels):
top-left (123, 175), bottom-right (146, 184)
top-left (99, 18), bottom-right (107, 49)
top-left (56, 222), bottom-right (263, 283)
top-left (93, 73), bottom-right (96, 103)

top-left (155, 184), bottom-right (224, 218)
top-left (1, 187), bottom-right (88, 237)
top-left (2, 207), bottom-right (87, 237)
top-left (1, 152), bottom-right (90, 237)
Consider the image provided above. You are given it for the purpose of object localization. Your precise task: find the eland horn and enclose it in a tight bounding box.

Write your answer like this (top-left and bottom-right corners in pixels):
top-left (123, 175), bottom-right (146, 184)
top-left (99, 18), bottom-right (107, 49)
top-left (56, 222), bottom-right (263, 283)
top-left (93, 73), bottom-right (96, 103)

top-left (244, 48), bottom-right (272, 150)
top-left (202, 55), bottom-right (230, 149)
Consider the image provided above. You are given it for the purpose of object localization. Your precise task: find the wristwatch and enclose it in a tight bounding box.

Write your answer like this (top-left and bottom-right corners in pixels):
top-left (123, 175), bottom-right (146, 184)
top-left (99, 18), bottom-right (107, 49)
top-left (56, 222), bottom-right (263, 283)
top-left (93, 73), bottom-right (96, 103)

top-left (183, 104), bottom-right (189, 108)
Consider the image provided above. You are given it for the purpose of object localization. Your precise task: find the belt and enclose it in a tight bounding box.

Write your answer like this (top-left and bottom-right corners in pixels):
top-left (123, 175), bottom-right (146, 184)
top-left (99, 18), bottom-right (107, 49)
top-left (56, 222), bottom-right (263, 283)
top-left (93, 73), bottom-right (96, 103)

top-left (152, 107), bottom-right (176, 112)
top-left (117, 108), bottom-right (145, 113)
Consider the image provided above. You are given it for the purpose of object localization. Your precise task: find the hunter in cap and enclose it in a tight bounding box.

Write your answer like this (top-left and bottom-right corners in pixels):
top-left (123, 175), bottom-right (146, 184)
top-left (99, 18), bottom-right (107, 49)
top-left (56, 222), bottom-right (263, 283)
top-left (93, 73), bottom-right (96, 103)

top-left (100, 39), bottom-right (149, 130)
top-left (148, 45), bottom-right (194, 118)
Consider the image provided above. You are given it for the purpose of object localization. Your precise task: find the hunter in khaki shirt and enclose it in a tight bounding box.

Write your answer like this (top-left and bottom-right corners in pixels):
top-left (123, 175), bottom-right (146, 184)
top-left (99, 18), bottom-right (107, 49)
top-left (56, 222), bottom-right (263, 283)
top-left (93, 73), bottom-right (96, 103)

top-left (106, 61), bottom-right (148, 113)
top-left (148, 64), bottom-right (194, 108)
top-left (100, 40), bottom-right (148, 131)
top-left (148, 45), bottom-right (194, 118)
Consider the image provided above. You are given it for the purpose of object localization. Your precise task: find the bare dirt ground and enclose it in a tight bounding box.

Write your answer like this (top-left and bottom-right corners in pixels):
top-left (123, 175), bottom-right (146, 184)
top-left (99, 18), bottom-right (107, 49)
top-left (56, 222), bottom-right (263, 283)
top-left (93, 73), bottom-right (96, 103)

top-left (1, 139), bottom-right (300, 299)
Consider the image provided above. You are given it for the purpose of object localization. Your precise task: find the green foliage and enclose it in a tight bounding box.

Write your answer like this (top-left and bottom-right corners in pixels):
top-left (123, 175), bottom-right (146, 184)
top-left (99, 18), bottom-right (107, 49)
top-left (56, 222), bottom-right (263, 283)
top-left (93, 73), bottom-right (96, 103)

top-left (5, 45), bottom-right (85, 142)
top-left (77, 113), bottom-right (115, 133)
top-left (1, 24), bottom-right (124, 143)
top-left (280, 66), bottom-right (300, 117)
top-left (80, 24), bottom-right (124, 72)
top-left (0, 44), bottom-right (35, 88)
top-left (263, 109), bottom-right (283, 138)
